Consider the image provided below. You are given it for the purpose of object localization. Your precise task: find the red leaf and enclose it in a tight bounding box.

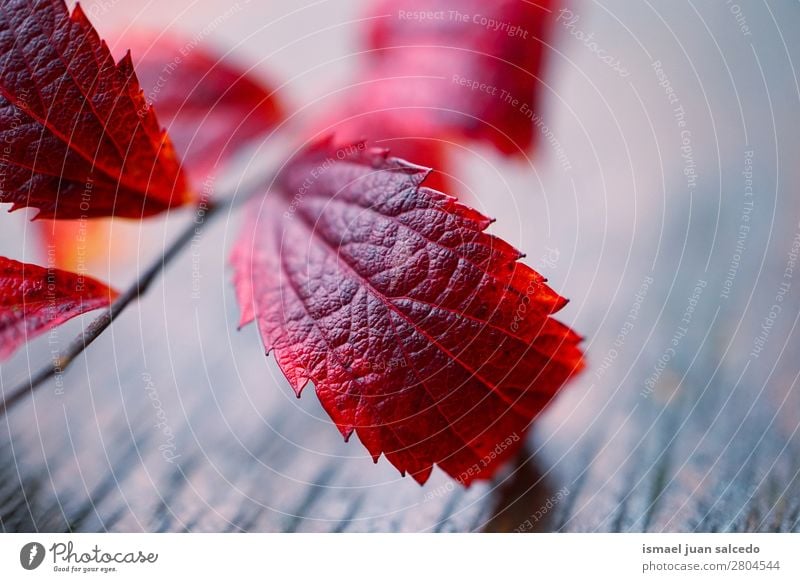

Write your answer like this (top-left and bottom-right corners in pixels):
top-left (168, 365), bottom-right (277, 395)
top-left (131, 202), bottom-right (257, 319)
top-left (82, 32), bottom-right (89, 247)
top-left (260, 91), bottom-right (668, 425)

top-left (120, 31), bottom-right (284, 184)
top-left (348, 0), bottom-right (557, 155)
top-left (231, 139), bottom-right (583, 484)
top-left (0, 256), bottom-right (117, 360)
top-left (0, 0), bottom-right (190, 219)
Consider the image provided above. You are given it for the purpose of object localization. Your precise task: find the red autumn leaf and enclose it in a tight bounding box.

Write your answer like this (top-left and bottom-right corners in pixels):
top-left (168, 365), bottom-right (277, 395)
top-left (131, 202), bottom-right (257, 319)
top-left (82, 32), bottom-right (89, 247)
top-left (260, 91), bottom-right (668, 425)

top-left (0, 0), bottom-right (189, 219)
top-left (0, 256), bottom-right (117, 360)
top-left (231, 139), bottom-right (583, 484)
top-left (347, 0), bottom-right (557, 155)
top-left (119, 31), bottom-right (284, 184)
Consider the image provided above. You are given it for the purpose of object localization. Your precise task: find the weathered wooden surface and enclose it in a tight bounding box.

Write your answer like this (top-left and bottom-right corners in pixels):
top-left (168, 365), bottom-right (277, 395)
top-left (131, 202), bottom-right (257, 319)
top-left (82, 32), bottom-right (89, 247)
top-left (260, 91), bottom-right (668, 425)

top-left (1, 0), bottom-right (799, 532)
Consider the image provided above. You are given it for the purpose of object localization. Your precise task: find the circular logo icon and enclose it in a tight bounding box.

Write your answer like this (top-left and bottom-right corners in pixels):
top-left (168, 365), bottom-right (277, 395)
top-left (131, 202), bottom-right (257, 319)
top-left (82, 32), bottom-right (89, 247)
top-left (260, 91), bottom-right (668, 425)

top-left (19, 542), bottom-right (45, 570)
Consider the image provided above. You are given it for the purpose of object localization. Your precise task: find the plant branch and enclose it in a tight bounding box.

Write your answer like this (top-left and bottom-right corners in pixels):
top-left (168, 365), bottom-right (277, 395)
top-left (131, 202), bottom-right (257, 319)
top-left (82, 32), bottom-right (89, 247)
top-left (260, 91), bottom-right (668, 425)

top-left (0, 186), bottom-right (250, 417)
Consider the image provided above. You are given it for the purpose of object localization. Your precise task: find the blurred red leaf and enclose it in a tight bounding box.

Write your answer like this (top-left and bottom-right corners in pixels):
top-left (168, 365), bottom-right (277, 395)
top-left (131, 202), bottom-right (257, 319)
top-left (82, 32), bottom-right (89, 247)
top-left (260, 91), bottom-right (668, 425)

top-left (29, 29), bottom-right (286, 274)
top-left (34, 217), bottom-right (142, 276)
top-left (314, 111), bottom-right (455, 192)
top-left (231, 139), bottom-right (583, 484)
top-left (0, 256), bottom-right (117, 360)
top-left (0, 0), bottom-right (189, 219)
top-left (35, 219), bottom-right (111, 274)
top-left (121, 32), bottom-right (284, 184)
top-left (345, 0), bottom-right (556, 155)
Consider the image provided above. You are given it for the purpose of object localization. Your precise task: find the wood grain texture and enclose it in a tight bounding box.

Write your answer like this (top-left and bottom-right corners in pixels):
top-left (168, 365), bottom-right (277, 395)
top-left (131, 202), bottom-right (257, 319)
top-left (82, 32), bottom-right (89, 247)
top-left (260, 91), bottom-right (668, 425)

top-left (1, 0), bottom-right (799, 532)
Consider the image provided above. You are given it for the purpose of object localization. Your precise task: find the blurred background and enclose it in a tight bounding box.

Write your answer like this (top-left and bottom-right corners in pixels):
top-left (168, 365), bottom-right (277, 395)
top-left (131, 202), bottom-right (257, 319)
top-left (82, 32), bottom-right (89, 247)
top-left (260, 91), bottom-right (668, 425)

top-left (1, 0), bottom-right (799, 532)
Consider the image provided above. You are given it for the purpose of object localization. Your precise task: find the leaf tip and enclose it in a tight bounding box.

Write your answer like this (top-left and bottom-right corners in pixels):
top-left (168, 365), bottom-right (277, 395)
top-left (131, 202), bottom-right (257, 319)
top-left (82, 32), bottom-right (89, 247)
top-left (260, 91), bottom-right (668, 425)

top-left (410, 466), bottom-right (433, 485)
top-left (290, 374), bottom-right (310, 397)
top-left (70, 2), bottom-right (87, 23)
top-left (236, 315), bottom-right (254, 331)
top-left (117, 49), bottom-right (135, 73)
